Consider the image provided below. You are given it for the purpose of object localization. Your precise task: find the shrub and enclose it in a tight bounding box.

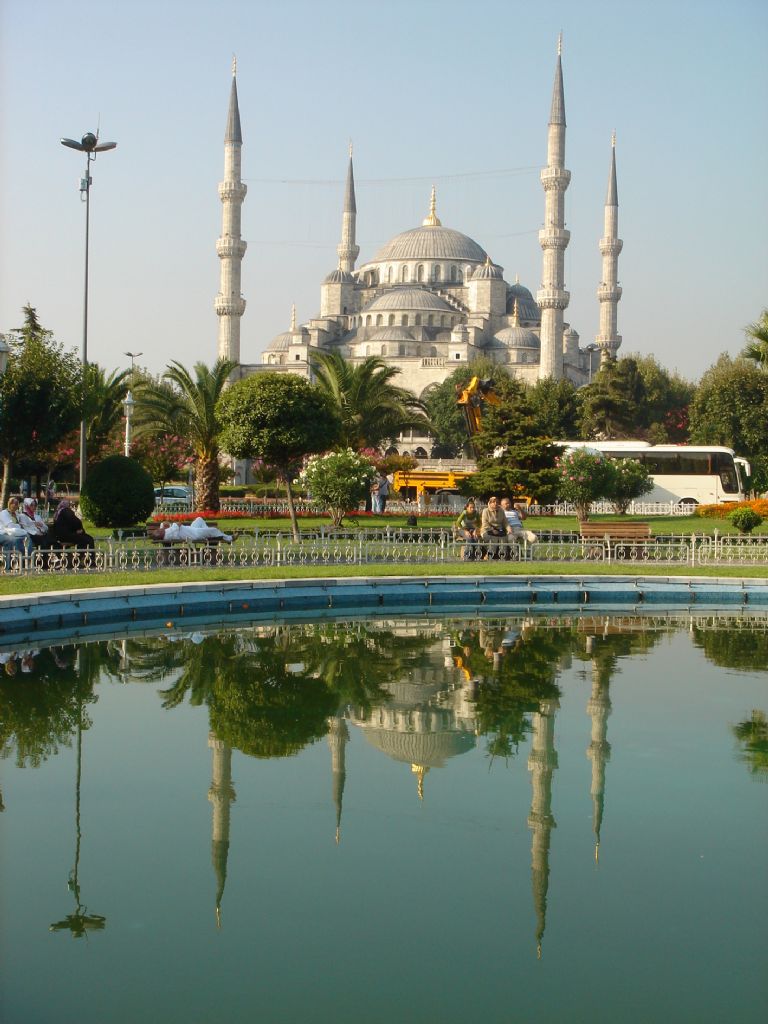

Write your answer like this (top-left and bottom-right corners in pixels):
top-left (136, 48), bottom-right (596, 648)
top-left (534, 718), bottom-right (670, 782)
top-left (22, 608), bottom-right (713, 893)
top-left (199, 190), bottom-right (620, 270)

top-left (607, 458), bottom-right (654, 514)
top-left (728, 507), bottom-right (764, 534)
top-left (555, 448), bottom-right (615, 522)
top-left (300, 449), bottom-right (376, 526)
top-left (80, 455), bottom-right (155, 527)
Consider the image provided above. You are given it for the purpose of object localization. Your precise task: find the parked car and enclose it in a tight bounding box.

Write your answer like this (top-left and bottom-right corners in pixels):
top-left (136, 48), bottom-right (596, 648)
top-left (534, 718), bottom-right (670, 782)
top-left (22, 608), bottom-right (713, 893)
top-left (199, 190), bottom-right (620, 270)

top-left (154, 486), bottom-right (192, 506)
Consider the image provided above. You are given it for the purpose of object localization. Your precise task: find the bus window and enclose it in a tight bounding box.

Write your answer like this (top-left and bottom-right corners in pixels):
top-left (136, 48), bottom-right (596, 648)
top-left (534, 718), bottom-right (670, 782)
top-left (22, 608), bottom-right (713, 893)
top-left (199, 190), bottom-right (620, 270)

top-left (711, 452), bottom-right (739, 493)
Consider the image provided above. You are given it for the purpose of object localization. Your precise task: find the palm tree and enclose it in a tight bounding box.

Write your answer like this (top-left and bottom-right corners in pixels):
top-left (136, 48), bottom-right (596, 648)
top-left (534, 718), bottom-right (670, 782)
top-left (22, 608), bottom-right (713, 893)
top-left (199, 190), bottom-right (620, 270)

top-left (83, 365), bottom-right (130, 456)
top-left (310, 351), bottom-right (429, 449)
top-left (742, 310), bottom-right (768, 370)
top-left (135, 358), bottom-right (236, 511)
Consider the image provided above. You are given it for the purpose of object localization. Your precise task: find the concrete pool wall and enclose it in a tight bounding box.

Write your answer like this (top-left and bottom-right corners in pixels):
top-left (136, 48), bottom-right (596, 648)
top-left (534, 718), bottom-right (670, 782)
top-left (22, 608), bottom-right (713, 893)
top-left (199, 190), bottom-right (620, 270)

top-left (2, 575), bottom-right (768, 646)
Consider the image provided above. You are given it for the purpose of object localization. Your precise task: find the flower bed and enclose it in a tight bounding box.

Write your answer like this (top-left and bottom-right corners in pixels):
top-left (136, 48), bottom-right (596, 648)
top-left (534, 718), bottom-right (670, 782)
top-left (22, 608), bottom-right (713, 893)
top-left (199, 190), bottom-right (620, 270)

top-left (696, 499), bottom-right (768, 519)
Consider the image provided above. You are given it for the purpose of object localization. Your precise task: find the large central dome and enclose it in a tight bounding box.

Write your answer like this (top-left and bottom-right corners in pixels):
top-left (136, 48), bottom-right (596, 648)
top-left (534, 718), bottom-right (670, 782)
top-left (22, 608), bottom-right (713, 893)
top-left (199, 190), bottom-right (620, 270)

top-left (371, 224), bottom-right (487, 264)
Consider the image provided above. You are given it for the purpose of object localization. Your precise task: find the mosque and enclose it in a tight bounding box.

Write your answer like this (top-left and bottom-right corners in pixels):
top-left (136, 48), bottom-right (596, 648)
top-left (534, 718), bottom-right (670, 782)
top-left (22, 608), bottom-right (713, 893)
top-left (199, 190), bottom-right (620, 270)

top-left (214, 42), bottom-right (624, 398)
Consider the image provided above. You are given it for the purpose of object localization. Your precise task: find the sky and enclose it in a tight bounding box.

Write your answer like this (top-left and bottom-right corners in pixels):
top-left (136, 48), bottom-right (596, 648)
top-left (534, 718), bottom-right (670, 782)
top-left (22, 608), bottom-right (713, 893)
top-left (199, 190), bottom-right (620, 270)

top-left (1, 0), bottom-right (766, 384)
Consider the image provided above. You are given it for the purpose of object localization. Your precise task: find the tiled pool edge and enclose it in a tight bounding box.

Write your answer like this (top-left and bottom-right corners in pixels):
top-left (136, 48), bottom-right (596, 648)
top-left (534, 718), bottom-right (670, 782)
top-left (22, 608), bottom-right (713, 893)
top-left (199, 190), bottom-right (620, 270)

top-left (2, 574), bottom-right (767, 643)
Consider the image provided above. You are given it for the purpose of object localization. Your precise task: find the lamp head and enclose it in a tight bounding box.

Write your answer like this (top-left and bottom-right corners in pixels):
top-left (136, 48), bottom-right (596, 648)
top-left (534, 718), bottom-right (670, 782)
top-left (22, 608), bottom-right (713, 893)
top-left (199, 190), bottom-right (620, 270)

top-left (80, 132), bottom-right (98, 151)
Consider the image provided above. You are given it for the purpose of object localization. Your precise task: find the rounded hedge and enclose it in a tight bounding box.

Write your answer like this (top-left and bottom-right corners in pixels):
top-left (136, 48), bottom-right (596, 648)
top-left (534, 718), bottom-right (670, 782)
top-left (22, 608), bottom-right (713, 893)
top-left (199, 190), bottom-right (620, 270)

top-left (80, 455), bottom-right (155, 527)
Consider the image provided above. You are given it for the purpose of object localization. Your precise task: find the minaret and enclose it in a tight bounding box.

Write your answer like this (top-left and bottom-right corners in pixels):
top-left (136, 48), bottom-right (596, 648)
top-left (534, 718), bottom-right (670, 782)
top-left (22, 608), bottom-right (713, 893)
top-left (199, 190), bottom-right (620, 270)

top-left (586, 658), bottom-right (612, 863)
top-left (336, 145), bottom-right (360, 274)
top-left (537, 36), bottom-right (571, 380)
top-left (208, 732), bottom-right (236, 927)
top-left (215, 58), bottom-right (247, 365)
top-left (595, 133), bottom-right (623, 365)
top-left (327, 715), bottom-right (349, 844)
top-left (527, 698), bottom-right (559, 959)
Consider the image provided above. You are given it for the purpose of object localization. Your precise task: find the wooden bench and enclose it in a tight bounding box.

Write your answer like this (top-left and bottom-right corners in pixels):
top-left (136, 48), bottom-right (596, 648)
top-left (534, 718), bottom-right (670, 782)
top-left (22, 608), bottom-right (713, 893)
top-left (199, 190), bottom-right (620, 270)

top-left (579, 521), bottom-right (652, 559)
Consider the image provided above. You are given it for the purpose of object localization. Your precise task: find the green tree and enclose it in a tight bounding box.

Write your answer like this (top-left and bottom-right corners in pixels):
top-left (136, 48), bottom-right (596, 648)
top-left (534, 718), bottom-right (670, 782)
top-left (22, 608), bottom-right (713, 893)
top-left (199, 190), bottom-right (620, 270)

top-left (580, 356), bottom-right (647, 440)
top-left (554, 447), bottom-right (615, 521)
top-left (83, 365), bottom-right (130, 458)
top-left (629, 354), bottom-right (694, 442)
top-left (688, 354), bottom-right (768, 492)
top-left (741, 310), bottom-right (768, 369)
top-left (731, 711), bottom-right (768, 780)
top-left (135, 358), bottom-right (236, 511)
top-left (217, 372), bottom-right (340, 540)
top-left (311, 351), bottom-right (429, 450)
top-left (0, 306), bottom-right (82, 504)
top-left (465, 375), bottom-right (560, 504)
top-left (607, 457), bottom-right (654, 514)
top-left (527, 376), bottom-right (581, 440)
top-left (422, 359), bottom-right (502, 457)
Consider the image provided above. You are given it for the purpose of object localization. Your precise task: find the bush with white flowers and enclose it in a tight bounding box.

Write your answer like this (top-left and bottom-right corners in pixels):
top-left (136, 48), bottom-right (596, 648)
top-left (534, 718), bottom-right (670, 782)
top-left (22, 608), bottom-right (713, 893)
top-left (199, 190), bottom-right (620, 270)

top-left (301, 449), bottom-right (376, 526)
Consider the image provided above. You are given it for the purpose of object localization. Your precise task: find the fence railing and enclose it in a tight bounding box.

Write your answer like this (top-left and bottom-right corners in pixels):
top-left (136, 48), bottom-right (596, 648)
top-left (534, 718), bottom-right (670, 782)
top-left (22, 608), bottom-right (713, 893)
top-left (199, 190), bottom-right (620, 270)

top-left (3, 530), bottom-right (768, 577)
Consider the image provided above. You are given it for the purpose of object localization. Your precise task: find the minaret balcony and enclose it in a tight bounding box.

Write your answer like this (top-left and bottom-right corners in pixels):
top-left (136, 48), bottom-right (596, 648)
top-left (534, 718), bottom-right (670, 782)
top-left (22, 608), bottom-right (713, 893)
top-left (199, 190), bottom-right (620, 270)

top-left (216, 238), bottom-right (247, 259)
top-left (540, 167), bottom-right (571, 189)
top-left (218, 182), bottom-right (247, 202)
top-left (538, 227), bottom-right (570, 248)
top-left (215, 295), bottom-right (246, 316)
top-left (536, 287), bottom-right (570, 309)
top-left (597, 285), bottom-right (622, 302)
top-left (599, 237), bottom-right (624, 255)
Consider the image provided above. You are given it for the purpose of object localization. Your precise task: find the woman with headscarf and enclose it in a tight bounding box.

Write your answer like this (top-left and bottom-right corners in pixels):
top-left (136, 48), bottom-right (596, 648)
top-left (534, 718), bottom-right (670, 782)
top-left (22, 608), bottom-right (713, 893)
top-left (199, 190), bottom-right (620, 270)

top-left (51, 500), bottom-right (95, 551)
top-left (18, 498), bottom-right (54, 549)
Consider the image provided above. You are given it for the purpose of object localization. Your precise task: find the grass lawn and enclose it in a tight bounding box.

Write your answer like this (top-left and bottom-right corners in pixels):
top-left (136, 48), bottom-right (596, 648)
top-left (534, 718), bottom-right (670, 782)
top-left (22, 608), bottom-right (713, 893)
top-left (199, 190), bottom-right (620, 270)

top-left (2, 559), bottom-right (767, 597)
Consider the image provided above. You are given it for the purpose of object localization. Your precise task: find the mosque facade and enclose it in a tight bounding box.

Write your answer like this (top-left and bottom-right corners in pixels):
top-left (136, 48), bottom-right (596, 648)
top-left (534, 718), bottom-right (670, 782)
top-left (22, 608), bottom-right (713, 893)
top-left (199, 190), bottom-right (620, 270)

top-left (215, 43), bottom-right (623, 399)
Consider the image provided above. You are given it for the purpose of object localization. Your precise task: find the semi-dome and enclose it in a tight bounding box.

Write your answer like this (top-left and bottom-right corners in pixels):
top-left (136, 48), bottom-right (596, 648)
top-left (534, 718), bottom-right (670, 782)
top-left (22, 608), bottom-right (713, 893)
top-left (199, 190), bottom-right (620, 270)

top-left (363, 287), bottom-right (454, 313)
top-left (494, 325), bottom-right (540, 349)
top-left (368, 326), bottom-right (417, 342)
top-left (370, 225), bottom-right (487, 264)
top-left (266, 331), bottom-right (293, 352)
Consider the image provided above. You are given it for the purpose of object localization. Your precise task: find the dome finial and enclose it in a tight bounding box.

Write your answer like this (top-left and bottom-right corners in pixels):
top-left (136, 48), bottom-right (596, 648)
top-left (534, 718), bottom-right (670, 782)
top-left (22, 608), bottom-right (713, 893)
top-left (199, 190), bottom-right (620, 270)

top-left (557, 31), bottom-right (562, 56)
top-left (611, 129), bottom-right (616, 148)
top-left (422, 185), bottom-right (442, 227)
top-left (512, 297), bottom-right (520, 326)
top-left (232, 53), bottom-right (237, 77)
top-left (290, 303), bottom-right (296, 331)
top-left (348, 139), bottom-right (353, 158)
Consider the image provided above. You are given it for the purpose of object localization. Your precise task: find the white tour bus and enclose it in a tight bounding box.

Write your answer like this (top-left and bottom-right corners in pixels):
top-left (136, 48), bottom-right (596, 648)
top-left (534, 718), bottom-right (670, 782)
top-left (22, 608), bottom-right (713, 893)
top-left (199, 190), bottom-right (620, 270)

top-left (557, 441), bottom-right (751, 506)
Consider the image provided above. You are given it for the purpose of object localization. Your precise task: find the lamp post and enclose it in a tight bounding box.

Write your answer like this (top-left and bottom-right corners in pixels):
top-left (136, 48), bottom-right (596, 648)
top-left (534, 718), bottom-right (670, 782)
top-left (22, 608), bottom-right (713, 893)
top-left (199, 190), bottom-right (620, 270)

top-left (124, 351), bottom-right (142, 387)
top-left (0, 334), bottom-right (9, 376)
top-left (60, 131), bottom-right (117, 492)
top-left (584, 343), bottom-right (599, 384)
top-left (123, 390), bottom-right (135, 457)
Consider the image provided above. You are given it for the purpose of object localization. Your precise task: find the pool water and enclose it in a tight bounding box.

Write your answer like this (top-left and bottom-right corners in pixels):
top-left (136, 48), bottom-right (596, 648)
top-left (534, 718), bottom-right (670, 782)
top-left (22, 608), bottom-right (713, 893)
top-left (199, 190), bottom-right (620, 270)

top-left (1, 611), bottom-right (766, 1024)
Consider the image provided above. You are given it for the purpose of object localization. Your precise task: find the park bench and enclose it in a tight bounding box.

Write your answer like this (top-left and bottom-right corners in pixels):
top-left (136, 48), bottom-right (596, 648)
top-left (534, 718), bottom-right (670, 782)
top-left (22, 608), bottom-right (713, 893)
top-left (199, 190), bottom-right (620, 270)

top-left (579, 521), bottom-right (652, 559)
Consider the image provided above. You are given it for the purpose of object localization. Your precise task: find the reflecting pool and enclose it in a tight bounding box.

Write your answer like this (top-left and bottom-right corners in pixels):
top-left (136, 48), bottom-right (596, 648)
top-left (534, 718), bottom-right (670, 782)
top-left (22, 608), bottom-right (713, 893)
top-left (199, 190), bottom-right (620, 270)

top-left (2, 610), bottom-right (767, 1024)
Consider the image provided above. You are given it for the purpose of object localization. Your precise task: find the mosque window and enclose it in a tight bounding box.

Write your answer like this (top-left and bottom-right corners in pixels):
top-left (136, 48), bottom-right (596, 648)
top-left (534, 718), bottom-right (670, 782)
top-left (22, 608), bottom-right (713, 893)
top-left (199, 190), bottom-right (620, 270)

top-left (388, 314), bottom-right (395, 326)
top-left (454, 352), bottom-right (461, 360)
top-left (450, 266), bottom-right (458, 282)
top-left (376, 314), bottom-right (383, 326)
top-left (401, 315), bottom-right (408, 326)
top-left (401, 265), bottom-right (409, 283)
top-left (414, 315), bottom-right (421, 326)
top-left (417, 264), bottom-right (424, 282)
top-left (387, 267), bottom-right (393, 283)
top-left (295, 353), bottom-right (301, 361)
top-left (398, 344), bottom-right (405, 356)
top-left (427, 314), bottom-right (434, 326)
top-left (366, 315), bottom-right (372, 326)
top-left (381, 345), bottom-right (387, 356)
top-left (433, 265), bottom-right (441, 282)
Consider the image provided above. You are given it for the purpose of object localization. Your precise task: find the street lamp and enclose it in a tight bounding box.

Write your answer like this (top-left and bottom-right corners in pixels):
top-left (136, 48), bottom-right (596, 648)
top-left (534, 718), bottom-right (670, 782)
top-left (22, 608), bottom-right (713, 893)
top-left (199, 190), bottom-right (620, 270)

top-left (124, 351), bottom-right (142, 387)
top-left (0, 334), bottom-right (9, 376)
top-left (60, 131), bottom-right (117, 492)
top-left (123, 390), bottom-right (135, 457)
top-left (584, 343), bottom-right (599, 384)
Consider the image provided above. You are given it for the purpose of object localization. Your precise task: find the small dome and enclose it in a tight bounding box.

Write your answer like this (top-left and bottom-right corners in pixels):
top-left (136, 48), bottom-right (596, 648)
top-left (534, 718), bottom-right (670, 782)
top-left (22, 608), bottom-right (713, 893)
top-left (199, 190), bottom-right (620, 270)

top-left (363, 287), bottom-right (454, 313)
top-left (266, 331), bottom-right (292, 352)
top-left (362, 727), bottom-right (475, 767)
top-left (506, 282), bottom-right (539, 321)
top-left (494, 326), bottom-right (540, 349)
top-left (564, 326), bottom-right (579, 340)
top-left (370, 225), bottom-right (487, 264)
top-left (323, 268), bottom-right (355, 284)
top-left (471, 259), bottom-right (503, 281)
top-left (368, 326), bottom-right (417, 342)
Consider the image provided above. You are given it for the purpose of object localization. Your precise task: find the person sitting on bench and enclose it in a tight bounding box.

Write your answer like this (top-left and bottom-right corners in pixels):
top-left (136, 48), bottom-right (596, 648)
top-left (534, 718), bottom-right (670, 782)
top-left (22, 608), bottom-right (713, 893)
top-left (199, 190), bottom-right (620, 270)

top-left (149, 517), bottom-right (233, 543)
top-left (480, 496), bottom-right (513, 559)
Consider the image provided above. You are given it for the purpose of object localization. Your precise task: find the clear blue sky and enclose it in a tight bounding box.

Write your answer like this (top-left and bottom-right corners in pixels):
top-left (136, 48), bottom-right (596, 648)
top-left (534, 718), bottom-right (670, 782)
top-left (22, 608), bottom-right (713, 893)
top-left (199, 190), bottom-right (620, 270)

top-left (1, 0), bottom-right (766, 382)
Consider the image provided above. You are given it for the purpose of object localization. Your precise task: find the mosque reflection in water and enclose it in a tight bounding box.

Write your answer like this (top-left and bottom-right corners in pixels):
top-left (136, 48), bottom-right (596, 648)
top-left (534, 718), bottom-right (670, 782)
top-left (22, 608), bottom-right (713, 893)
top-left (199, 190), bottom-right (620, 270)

top-left (1, 612), bottom-right (767, 959)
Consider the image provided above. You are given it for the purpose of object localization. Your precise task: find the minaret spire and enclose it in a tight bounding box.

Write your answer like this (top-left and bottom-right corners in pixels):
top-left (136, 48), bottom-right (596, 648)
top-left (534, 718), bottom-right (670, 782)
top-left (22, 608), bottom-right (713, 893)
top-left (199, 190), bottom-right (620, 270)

top-left (595, 133), bottom-right (623, 365)
top-left (422, 185), bottom-right (442, 227)
top-left (327, 716), bottom-right (349, 844)
top-left (208, 732), bottom-right (236, 928)
top-left (215, 63), bottom-right (247, 364)
top-left (586, 658), bottom-right (612, 863)
top-left (537, 38), bottom-right (571, 380)
top-left (527, 699), bottom-right (559, 959)
top-left (336, 148), bottom-right (360, 274)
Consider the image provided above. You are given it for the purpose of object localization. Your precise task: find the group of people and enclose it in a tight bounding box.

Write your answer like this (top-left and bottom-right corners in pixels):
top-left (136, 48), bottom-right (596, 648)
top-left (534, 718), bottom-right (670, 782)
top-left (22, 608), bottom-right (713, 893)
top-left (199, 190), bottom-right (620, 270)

top-left (455, 496), bottom-right (537, 560)
top-left (370, 472), bottom-right (391, 514)
top-left (0, 496), bottom-right (95, 566)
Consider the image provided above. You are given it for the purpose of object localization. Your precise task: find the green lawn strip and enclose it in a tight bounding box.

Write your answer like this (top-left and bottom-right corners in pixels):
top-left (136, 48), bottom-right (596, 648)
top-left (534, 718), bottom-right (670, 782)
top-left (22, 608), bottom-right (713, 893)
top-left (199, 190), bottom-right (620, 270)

top-left (2, 560), bottom-right (766, 597)
top-left (86, 513), bottom-right (763, 540)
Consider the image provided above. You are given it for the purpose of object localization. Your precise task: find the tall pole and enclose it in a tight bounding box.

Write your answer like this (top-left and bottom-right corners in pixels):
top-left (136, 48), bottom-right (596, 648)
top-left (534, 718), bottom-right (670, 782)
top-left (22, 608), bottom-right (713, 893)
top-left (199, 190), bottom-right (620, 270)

top-left (60, 131), bottom-right (117, 493)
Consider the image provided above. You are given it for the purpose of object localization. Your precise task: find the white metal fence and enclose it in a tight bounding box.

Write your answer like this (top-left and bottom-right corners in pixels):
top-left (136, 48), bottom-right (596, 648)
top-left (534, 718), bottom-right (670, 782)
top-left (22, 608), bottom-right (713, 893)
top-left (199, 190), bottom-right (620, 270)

top-left (3, 529), bottom-right (768, 577)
